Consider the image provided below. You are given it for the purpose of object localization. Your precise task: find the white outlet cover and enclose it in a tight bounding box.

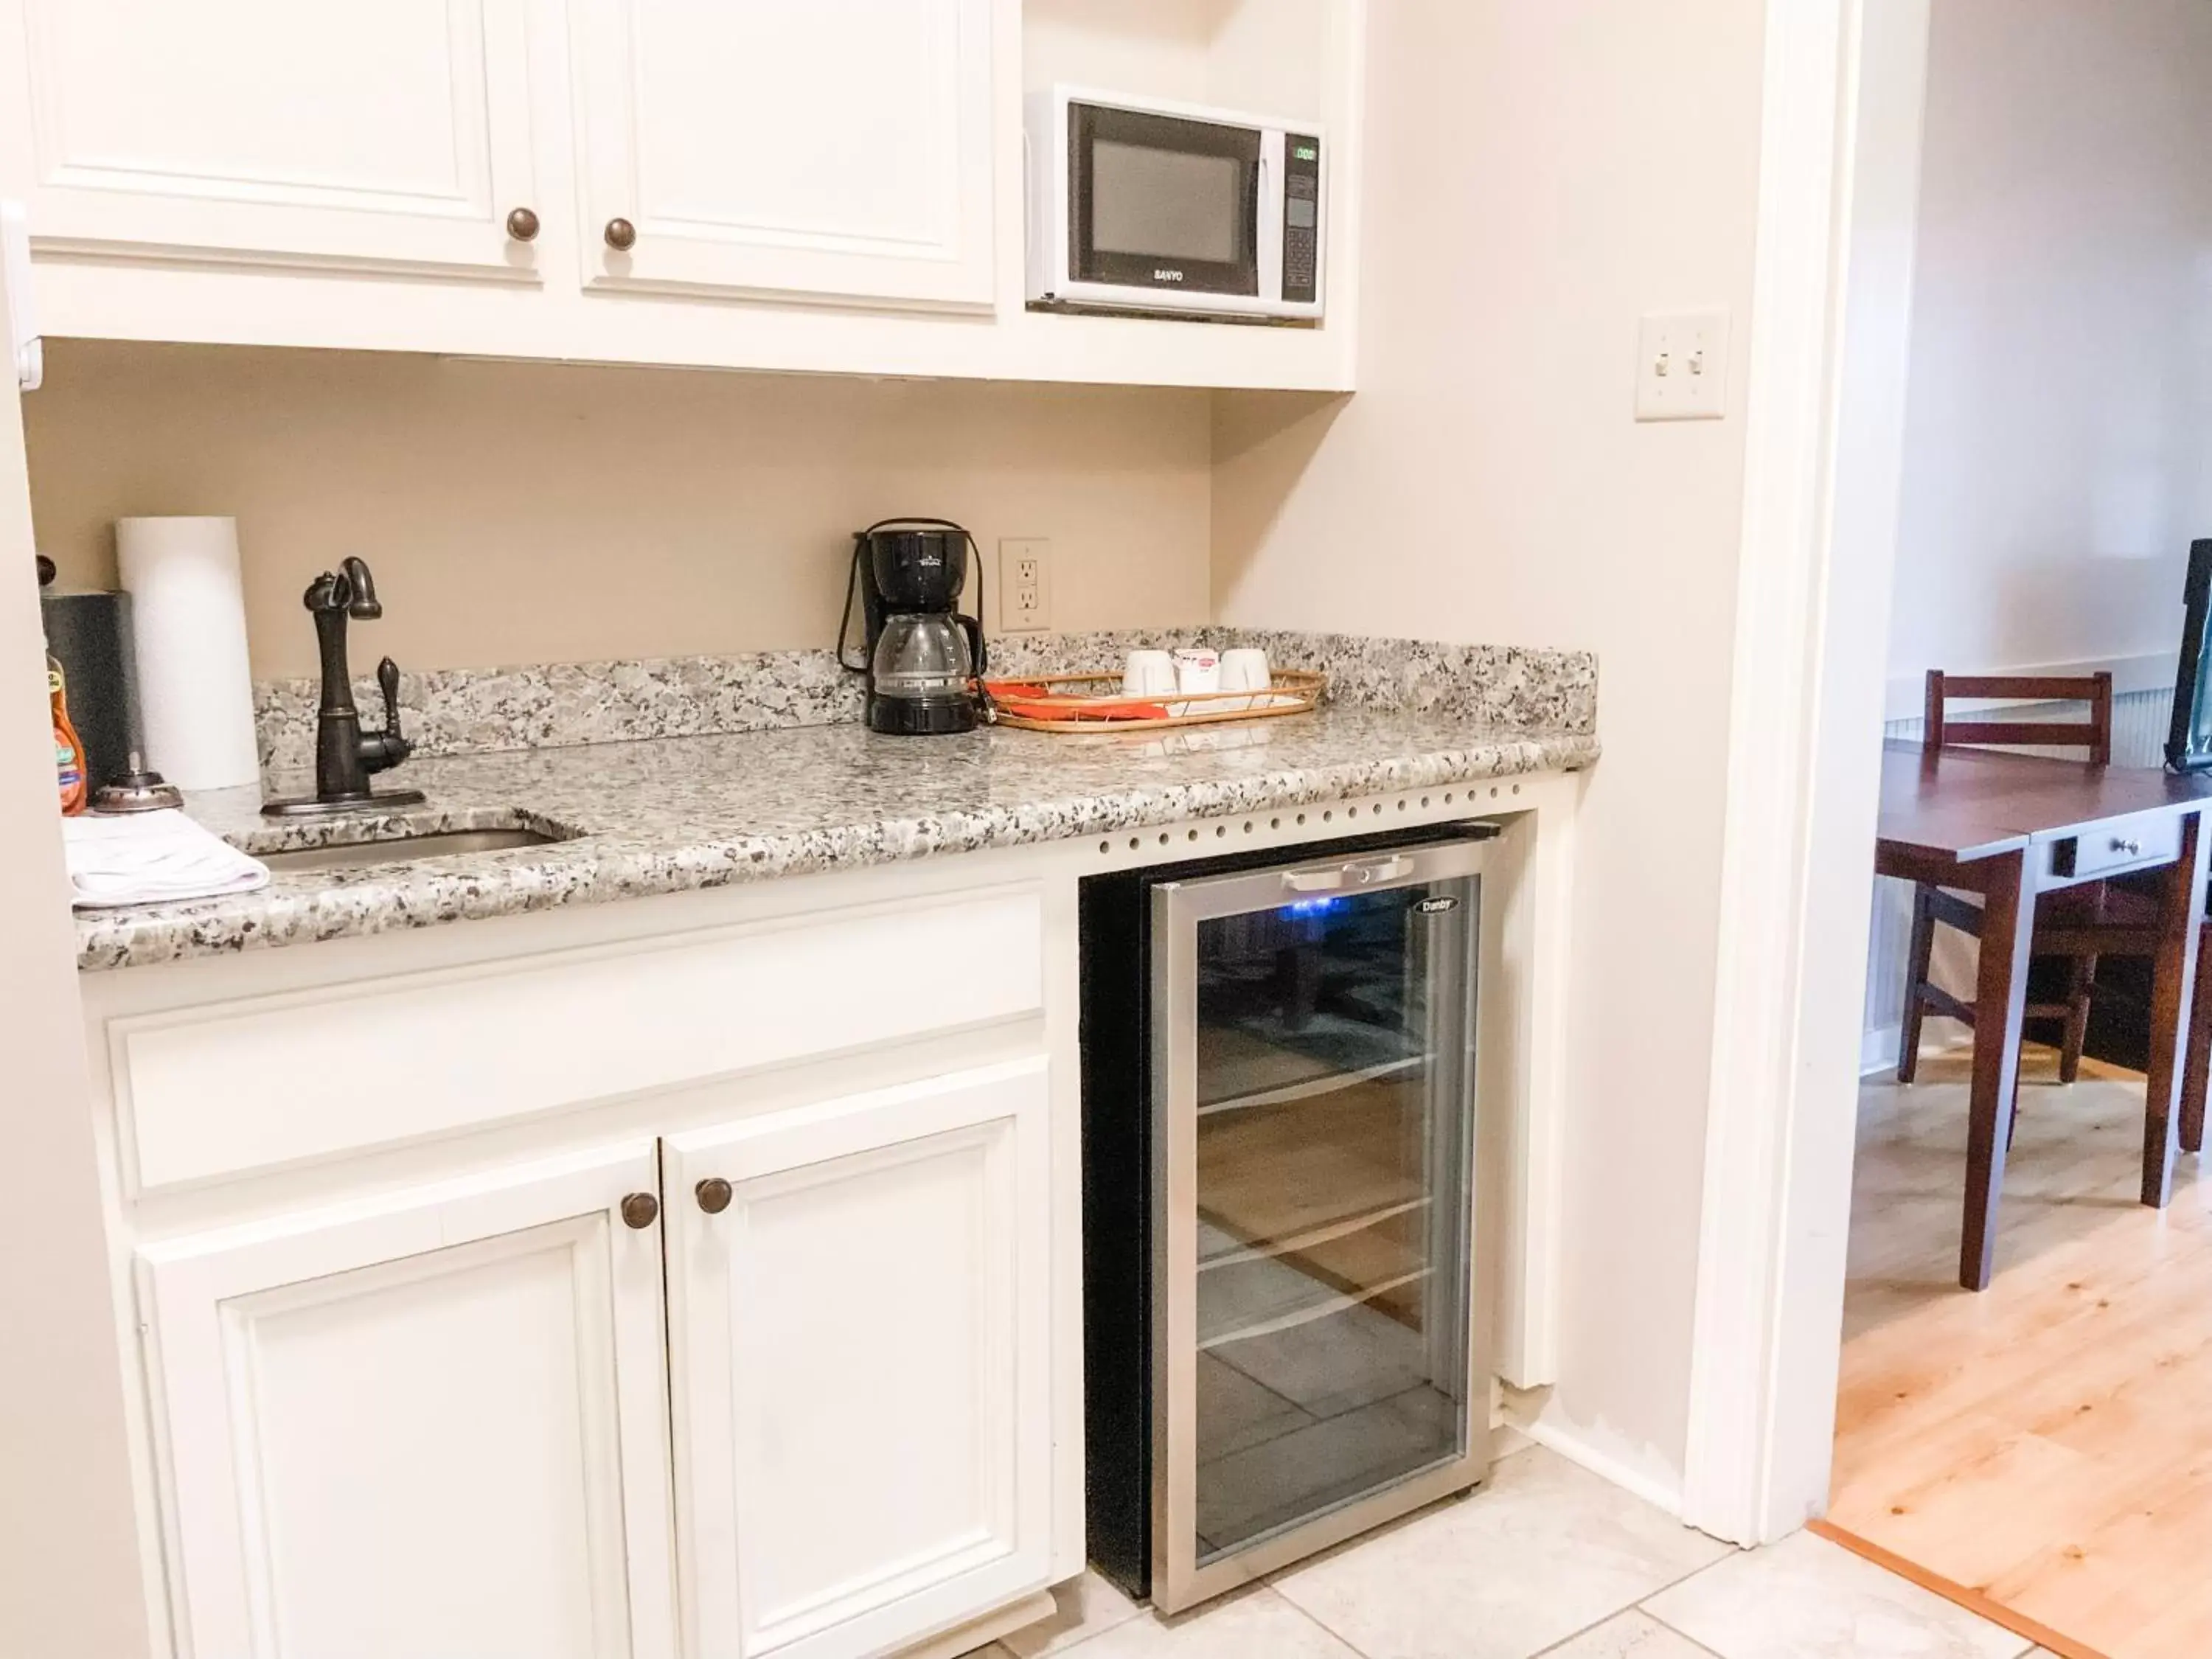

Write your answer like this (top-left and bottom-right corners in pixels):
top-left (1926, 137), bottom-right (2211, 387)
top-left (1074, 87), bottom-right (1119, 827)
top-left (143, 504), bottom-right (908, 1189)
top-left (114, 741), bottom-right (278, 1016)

top-left (1635, 308), bottom-right (1730, 421)
top-left (998, 537), bottom-right (1051, 633)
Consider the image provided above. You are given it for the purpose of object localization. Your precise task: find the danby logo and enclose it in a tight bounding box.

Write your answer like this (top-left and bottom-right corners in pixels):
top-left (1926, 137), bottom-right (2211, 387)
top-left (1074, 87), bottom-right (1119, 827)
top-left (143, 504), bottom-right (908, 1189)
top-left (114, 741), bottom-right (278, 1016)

top-left (1418, 897), bottom-right (1459, 916)
top-left (1152, 268), bottom-right (1186, 283)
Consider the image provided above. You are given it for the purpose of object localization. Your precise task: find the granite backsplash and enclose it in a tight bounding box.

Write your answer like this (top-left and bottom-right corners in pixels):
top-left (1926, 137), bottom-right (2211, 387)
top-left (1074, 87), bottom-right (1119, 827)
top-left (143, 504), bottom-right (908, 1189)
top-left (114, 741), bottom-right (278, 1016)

top-left (254, 629), bottom-right (1597, 776)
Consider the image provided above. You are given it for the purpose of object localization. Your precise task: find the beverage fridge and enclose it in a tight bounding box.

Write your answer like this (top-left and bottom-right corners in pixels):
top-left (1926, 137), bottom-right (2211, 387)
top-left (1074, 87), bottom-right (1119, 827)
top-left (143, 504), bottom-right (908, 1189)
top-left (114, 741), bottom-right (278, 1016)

top-left (1079, 825), bottom-right (1496, 1613)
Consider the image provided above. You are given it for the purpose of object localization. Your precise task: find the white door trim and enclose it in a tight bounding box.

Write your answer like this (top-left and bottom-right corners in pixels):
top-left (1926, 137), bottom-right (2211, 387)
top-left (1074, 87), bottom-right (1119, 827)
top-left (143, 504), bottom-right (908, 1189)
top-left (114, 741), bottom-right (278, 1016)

top-left (0, 223), bottom-right (156, 1659)
top-left (1682, 0), bottom-right (1930, 1545)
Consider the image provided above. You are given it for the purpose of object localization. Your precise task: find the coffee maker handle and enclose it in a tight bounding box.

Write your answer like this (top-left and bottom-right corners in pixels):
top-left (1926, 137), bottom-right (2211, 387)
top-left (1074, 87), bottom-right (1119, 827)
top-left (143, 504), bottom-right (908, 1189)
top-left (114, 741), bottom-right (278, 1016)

top-left (958, 611), bottom-right (988, 680)
top-left (836, 539), bottom-right (870, 674)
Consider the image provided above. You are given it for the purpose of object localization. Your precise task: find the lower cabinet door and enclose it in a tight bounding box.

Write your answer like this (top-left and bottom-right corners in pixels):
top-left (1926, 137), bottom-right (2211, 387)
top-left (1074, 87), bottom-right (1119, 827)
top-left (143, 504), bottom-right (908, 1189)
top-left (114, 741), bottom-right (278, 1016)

top-left (664, 1057), bottom-right (1054, 1659)
top-left (137, 1142), bottom-right (678, 1659)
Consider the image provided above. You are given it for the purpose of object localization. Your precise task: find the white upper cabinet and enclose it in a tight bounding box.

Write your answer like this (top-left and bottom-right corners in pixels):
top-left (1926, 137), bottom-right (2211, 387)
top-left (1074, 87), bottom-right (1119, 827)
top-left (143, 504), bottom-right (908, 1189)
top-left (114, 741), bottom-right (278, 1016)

top-left (570, 0), bottom-right (997, 308)
top-left (664, 1059), bottom-right (1054, 1659)
top-left (0, 0), bottom-right (546, 277)
top-left (0, 0), bottom-right (1360, 387)
top-left (138, 1142), bottom-right (678, 1659)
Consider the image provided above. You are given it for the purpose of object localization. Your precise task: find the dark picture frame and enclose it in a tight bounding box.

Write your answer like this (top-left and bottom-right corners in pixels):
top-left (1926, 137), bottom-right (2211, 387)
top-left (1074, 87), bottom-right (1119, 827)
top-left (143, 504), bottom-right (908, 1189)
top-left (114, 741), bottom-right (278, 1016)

top-left (2166, 537), bottom-right (2212, 772)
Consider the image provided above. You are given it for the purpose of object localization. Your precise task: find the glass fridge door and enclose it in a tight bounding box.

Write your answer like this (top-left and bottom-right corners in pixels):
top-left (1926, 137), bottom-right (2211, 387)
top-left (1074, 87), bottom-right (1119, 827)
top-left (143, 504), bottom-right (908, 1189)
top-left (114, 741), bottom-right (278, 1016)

top-left (1150, 838), bottom-right (1489, 1611)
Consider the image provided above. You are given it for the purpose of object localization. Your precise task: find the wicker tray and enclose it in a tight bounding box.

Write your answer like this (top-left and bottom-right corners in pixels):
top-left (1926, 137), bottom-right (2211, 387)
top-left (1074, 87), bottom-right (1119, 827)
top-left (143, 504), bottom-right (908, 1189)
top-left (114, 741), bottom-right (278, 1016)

top-left (984, 669), bottom-right (1324, 734)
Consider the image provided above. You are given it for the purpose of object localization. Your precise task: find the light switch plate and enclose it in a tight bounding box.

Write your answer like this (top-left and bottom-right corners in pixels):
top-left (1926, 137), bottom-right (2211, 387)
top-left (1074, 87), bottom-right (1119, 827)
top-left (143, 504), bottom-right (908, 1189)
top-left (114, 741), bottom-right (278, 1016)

top-left (999, 538), bottom-right (1051, 633)
top-left (1635, 308), bottom-right (1730, 421)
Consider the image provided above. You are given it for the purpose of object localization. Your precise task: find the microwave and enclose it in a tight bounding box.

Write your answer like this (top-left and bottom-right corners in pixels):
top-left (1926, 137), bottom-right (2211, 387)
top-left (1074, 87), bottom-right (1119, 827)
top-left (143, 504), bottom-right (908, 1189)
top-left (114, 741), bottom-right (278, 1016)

top-left (1027, 86), bottom-right (1324, 323)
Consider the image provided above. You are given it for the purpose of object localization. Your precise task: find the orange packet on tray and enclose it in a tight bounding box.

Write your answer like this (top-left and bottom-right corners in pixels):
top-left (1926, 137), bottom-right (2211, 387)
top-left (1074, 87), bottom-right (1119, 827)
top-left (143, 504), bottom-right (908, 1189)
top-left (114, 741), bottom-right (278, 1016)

top-left (984, 680), bottom-right (1172, 723)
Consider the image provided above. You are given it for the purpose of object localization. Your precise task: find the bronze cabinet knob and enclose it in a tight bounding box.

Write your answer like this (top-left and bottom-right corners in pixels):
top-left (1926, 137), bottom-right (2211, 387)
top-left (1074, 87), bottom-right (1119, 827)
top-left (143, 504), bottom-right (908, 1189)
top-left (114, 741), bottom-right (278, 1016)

top-left (619, 1192), bottom-right (660, 1230)
top-left (505, 206), bottom-right (540, 242)
top-left (695, 1177), bottom-right (733, 1215)
top-left (604, 217), bottom-right (637, 252)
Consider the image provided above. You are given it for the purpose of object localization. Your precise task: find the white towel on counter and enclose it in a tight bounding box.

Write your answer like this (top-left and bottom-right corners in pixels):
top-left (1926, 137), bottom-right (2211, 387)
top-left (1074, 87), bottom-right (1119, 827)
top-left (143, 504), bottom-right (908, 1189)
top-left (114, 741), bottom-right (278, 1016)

top-left (62, 810), bottom-right (270, 909)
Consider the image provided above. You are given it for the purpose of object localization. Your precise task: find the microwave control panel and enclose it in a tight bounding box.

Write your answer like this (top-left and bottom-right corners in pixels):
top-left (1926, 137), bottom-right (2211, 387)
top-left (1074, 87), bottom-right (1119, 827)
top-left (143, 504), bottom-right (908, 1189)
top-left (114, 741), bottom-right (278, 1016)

top-left (1283, 136), bottom-right (1322, 305)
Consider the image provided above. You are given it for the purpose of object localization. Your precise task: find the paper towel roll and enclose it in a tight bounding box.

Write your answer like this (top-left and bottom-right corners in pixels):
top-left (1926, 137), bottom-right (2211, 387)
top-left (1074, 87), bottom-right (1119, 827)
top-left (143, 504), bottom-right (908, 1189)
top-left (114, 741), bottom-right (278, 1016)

top-left (115, 517), bottom-right (261, 790)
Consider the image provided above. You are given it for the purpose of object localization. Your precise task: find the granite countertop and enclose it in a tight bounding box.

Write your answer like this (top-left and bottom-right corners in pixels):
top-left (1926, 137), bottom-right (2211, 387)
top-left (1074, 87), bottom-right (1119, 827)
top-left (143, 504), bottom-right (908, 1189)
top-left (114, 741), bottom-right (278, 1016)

top-left (76, 706), bottom-right (1598, 971)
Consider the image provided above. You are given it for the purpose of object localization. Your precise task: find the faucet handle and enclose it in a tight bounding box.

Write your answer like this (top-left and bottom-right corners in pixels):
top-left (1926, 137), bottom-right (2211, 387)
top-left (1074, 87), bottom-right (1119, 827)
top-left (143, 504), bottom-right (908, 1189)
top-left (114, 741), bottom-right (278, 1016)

top-left (377, 655), bottom-right (403, 733)
top-left (359, 655), bottom-right (414, 776)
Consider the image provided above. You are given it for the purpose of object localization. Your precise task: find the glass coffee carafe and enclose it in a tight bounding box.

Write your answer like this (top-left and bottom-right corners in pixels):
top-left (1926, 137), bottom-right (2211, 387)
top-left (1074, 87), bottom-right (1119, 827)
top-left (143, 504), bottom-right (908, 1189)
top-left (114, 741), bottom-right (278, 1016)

top-left (870, 613), bottom-right (975, 707)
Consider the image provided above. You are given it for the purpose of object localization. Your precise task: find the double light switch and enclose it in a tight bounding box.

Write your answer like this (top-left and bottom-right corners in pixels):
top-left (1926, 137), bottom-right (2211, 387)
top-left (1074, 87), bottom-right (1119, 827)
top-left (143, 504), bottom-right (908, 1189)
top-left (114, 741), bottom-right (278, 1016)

top-left (1635, 309), bottom-right (1730, 421)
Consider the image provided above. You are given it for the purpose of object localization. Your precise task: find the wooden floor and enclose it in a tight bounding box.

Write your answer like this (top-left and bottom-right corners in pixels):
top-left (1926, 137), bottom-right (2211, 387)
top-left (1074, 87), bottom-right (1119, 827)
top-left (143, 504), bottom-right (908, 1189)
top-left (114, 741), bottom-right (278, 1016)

top-left (1829, 1046), bottom-right (2212, 1659)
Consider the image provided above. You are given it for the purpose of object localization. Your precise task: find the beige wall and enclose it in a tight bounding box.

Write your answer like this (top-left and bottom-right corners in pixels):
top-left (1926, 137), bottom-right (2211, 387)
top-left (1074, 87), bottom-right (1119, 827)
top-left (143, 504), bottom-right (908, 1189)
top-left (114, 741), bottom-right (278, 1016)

top-left (1887, 0), bottom-right (2212, 695)
top-left (13, 1), bottom-right (1778, 1520)
top-left (25, 341), bottom-right (1214, 680)
top-left (1214, 1), bottom-right (1767, 1494)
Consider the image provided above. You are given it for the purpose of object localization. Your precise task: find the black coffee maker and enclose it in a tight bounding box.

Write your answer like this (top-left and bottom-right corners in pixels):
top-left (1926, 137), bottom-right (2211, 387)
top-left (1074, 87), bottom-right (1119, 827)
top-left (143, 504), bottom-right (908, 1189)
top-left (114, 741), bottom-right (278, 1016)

top-left (838, 518), bottom-right (989, 735)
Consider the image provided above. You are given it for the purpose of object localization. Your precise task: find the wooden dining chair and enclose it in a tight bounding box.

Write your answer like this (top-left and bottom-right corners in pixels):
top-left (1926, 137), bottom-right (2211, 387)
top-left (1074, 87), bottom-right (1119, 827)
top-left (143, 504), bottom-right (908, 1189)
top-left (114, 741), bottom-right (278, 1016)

top-left (1897, 670), bottom-right (2118, 1084)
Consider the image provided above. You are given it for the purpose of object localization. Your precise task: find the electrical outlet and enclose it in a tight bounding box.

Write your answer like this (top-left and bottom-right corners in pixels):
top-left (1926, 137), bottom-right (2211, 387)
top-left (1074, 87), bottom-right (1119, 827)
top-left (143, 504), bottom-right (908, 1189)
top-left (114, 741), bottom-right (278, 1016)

top-left (999, 538), bottom-right (1051, 633)
top-left (1635, 308), bottom-right (1731, 421)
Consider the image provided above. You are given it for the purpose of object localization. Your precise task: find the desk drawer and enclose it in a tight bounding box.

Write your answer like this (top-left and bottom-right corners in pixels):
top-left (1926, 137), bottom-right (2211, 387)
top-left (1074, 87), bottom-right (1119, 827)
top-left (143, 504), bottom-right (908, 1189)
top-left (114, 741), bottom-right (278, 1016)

top-left (2049, 810), bottom-right (2183, 883)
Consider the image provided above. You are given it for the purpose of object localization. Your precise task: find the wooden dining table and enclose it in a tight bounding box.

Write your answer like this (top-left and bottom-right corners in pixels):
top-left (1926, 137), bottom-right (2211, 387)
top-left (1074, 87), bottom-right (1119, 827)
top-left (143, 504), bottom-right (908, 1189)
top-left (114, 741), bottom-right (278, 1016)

top-left (1875, 740), bottom-right (2212, 1290)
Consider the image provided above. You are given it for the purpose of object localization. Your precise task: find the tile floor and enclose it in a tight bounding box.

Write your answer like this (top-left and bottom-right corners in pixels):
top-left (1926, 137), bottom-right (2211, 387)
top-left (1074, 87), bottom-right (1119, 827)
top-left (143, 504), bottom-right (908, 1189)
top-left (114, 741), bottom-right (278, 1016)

top-left (976, 1439), bottom-right (2058, 1659)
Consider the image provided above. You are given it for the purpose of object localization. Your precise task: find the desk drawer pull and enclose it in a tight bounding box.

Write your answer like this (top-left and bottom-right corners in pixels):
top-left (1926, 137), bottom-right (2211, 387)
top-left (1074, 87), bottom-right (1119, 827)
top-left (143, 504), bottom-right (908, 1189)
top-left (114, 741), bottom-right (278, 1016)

top-left (2112, 836), bottom-right (2143, 856)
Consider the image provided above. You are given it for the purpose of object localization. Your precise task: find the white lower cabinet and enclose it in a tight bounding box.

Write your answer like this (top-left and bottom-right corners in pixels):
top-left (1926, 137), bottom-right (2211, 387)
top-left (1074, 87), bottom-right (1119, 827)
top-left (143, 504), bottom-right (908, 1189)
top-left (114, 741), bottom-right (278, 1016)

top-left (135, 1057), bottom-right (1056, 1659)
top-left (136, 1141), bottom-right (678, 1659)
top-left (664, 1057), bottom-right (1055, 1659)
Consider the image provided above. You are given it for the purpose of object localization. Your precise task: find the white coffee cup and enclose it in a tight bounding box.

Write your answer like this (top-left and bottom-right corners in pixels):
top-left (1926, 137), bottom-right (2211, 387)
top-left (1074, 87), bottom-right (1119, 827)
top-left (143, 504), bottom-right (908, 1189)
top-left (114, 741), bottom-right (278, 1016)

top-left (1123, 650), bottom-right (1176, 698)
top-left (1172, 647), bottom-right (1222, 698)
top-left (1219, 648), bottom-right (1271, 711)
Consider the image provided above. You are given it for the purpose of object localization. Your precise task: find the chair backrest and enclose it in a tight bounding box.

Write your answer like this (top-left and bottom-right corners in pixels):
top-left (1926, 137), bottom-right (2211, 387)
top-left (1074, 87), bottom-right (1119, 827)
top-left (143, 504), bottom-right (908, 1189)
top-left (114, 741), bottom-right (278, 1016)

top-left (1924, 669), bottom-right (2113, 764)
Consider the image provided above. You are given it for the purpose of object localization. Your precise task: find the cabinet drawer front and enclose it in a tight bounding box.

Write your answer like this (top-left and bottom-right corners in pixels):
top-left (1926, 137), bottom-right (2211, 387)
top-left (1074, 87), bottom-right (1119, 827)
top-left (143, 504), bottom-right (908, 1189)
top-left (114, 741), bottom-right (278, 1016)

top-left (665, 1058), bottom-right (1054, 1659)
top-left (2051, 809), bottom-right (2183, 884)
top-left (115, 886), bottom-right (1044, 1193)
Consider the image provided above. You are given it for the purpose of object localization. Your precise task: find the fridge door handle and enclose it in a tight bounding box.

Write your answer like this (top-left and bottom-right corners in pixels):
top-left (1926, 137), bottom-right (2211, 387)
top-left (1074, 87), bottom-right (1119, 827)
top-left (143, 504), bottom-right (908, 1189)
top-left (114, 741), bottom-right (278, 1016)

top-left (1349, 855), bottom-right (1415, 884)
top-left (1281, 854), bottom-right (1416, 894)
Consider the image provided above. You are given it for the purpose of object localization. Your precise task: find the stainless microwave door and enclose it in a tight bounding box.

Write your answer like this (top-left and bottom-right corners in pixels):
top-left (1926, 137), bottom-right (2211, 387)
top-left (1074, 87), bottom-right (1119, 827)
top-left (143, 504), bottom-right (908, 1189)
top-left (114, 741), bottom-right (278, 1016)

top-left (1071, 102), bottom-right (1260, 298)
top-left (1149, 838), bottom-right (1492, 1613)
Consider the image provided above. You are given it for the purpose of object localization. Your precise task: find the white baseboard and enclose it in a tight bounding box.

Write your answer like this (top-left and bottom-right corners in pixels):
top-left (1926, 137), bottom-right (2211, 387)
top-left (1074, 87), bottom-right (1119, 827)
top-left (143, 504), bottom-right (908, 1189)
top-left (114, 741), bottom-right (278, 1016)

top-left (1514, 1418), bottom-right (1689, 1524)
top-left (1860, 1023), bottom-right (1899, 1077)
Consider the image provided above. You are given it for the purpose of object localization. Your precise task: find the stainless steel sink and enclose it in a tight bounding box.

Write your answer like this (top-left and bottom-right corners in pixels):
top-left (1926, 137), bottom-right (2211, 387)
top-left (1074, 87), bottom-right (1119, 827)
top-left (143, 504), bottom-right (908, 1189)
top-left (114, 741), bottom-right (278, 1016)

top-left (256, 827), bottom-right (563, 873)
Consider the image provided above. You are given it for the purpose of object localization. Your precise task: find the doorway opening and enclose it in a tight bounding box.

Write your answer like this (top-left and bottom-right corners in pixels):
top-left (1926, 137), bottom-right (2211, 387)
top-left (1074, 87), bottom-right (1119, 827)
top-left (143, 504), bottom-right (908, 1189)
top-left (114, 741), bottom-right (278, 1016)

top-left (1818, 7), bottom-right (2212, 1655)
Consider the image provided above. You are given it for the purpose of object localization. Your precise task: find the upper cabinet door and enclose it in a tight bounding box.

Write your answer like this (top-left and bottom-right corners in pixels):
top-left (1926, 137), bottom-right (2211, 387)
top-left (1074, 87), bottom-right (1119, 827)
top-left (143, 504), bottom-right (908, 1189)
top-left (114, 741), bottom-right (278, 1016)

top-left (570, 0), bottom-right (997, 309)
top-left (665, 1058), bottom-right (1053, 1659)
top-left (138, 1141), bottom-right (678, 1659)
top-left (0, 0), bottom-right (546, 277)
